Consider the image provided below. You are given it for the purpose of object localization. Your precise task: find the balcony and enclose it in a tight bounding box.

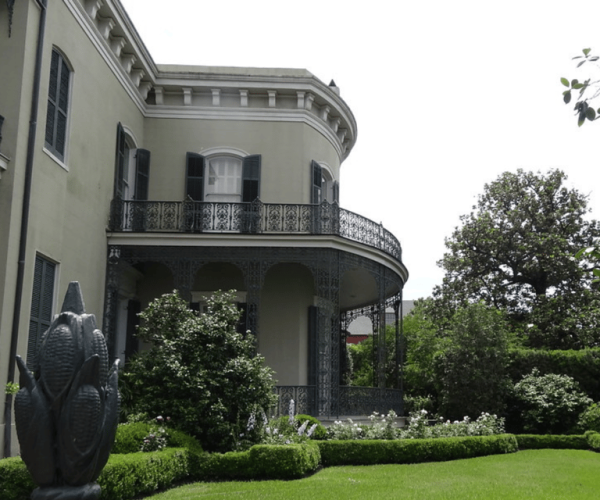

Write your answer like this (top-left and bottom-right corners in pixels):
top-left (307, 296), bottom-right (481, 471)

top-left (109, 199), bottom-right (402, 264)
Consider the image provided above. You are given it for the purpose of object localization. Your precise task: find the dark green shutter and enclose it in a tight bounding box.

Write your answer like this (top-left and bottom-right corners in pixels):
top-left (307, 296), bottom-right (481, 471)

top-left (114, 123), bottom-right (126, 198)
top-left (134, 148), bottom-right (150, 200)
top-left (27, 256), bottom-right (56, 371)
top-left (242, 154), bottom-right (261, 202)
top-left (311, 160), bottom-right (322, 204)
top-left (186, 153), bottom-right (205, 200)
top-left (332, 181), bottom-right (339, 204)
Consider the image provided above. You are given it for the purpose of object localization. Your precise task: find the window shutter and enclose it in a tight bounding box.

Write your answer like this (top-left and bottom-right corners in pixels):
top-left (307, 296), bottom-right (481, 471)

top-left (27, 256), bottom-right (55, 371)
top-left (114, 123), bottom-right (126, 198)
top-left (332, 180), bottom-right (339, 204)
top-left (186, 153), bottom-right (205, 201)
top-left (307, 306), bottom-right (318, 387)
top-left (242, 154), bottom-right (261, 202)
top-left (45, 50), bottom-right (70, 160)
top-left (134, 148), bottom-right (151, 200)
top-left (311, 160), bottom-right (322, 204)
top-left (125, 300), bottom-right (141, 362)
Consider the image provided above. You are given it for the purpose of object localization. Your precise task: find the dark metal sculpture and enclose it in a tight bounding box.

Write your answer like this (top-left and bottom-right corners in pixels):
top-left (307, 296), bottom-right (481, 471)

top-left (15, 282), bottom-right (120, 500)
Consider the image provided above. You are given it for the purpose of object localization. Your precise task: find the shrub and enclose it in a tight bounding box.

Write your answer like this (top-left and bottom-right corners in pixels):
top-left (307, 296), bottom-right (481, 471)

top-left (120, 291), bottom-right (277, 452)
top-left (295, 414), bottom-right (327, 440)
top-left (401, 410), bottom-right (505, 439)
top-left (516, 434), bottom-right (588, 450)
top-left (317, 434), bottom-right (518, 467)
top-left (577, 403), bottom-right (600, 433)
top-left (513, 368), bottom-right (592, 434)
top-left (112, 422), bottom-right (152, 454)
top-left (0, 457), bottom-right (35, 500)
top-left (586, 431), bottom-right (600, 451)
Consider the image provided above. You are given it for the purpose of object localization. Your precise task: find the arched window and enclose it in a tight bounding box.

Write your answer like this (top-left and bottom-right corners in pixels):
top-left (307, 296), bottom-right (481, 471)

top-left (186, 149), bottom-right (261, 202)
top-left (311, 160), bottom-right (339, 204)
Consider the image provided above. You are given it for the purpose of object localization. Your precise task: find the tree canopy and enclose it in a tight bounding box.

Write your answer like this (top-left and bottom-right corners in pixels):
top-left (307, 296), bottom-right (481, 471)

top-left (435, 168), bottom-right (600, 348)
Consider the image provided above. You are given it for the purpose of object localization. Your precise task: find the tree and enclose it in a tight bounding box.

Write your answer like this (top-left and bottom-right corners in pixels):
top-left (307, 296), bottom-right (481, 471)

top-left (561, 48), bottom-right (600, 126)
top-left (435, 169), bottom-right (600, 348)
top-left (436, 302), bottom-right (511, 421)
top-left (120, 291), bottom-right (277, 453)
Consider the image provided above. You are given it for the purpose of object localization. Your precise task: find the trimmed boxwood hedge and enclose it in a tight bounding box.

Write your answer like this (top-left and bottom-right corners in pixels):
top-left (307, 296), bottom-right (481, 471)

top-left (516, 434), bottom-right (588, 450)
top-left (196, 442), bottom-right (321, 480)
top-left (316, 434), bottom-right (518, 467)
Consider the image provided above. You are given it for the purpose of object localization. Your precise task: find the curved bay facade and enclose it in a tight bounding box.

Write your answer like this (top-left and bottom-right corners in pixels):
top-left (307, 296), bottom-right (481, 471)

top-left (0, 0), bottom-right (408, 456)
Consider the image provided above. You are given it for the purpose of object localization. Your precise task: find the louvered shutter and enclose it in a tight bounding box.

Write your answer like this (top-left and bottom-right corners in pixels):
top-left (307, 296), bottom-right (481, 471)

top-left (44, 50), bottom-right (70, 160)
top-left (242, 155), bottom-right (261, 202)
top-left (114, 123), bottom-right (126, 198)
top-left (27, 256), bottom-right (55, 371)
top-left (311, 160), bottom-right (322, 204)
top-left (186, 153), bottom-right (205, 200)
top-left (332, 181), bottom-right (339, 204)
top-left (134, 149), bottom-right (151, 200)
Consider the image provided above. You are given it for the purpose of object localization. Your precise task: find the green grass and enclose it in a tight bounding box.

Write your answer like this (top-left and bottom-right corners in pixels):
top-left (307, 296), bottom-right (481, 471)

top-left (146, 449), bottom-right (600, 499)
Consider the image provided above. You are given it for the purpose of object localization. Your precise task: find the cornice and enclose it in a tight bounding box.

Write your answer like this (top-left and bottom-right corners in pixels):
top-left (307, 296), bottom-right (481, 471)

top-left (64, 0), bottom-right (357, 160)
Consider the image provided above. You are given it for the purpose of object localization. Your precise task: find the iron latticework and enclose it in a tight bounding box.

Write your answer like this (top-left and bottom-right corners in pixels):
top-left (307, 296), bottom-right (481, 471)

top-left (104, 218), bottom-right (405, 417)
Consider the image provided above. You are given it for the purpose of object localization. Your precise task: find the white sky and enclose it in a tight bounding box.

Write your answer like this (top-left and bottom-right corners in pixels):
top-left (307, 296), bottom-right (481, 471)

top-left (120, 0), bottom-right (600, 300)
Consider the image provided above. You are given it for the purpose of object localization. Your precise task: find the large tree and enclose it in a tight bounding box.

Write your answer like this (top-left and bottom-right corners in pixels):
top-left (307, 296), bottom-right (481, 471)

top-left (435, 169), bottom-right (600, 348)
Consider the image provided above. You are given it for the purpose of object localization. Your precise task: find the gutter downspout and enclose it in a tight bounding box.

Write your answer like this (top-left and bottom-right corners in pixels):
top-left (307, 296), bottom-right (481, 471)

top-left (3, 0), bottom-right (47, 458)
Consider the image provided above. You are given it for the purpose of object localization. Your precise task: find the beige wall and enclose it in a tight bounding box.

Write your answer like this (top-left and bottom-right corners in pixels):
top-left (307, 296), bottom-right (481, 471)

top-left (144, 118), bottom-right (340, 205)
top-left (259, 263), bottom-right (315, 386)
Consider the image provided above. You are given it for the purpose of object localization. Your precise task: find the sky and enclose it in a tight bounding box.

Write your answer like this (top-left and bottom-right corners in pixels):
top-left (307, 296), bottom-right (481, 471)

top-left (120, 0), bottom-right (600, 300)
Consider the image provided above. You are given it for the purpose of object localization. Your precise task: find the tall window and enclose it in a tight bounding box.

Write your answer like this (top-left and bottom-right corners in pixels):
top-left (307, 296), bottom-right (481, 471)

top-left (45, 49), bottom-right (71, 162)
top-left (186, 153), bottom-right (261, 202)
top-left (27, 255), bottom-right (56, 371)
top-left (311, 160), bottom-right (339, 204)
top-left (114, 123), bottom-right (150, 200)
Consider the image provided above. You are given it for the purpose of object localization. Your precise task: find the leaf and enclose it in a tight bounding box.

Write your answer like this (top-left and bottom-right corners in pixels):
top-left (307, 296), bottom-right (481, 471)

top-left (577, 60), bottom-right (586, 68)
top-left (573, 83), bottom-right (584, 89)
top-left (586, 108), bottom-right (596, 121)
top-left (578, 112), bottom-right (586, 126)
top-left (583, 48), bottom-right (592, 56)
top-left (572, 56), bottom-right (583, 60)
top-left (561, 77), bottom-right (570, 87)
top-left (563, 91), bottom-right (572, 104)
top-left (590, 56), bottom-right (600, 61)
top-left (572, 79), bottom-right (579, 86)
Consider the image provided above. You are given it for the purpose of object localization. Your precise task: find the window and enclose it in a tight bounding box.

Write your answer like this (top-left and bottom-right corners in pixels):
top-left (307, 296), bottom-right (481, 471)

top-left (27, 255), bottom-right (56, 371)
top-left (45, 49), bottom-right (71, 162)
top-left (114, 123), bottom-right (150, 200)
top-left (311, 160), bottom-right (339, 204)
top-left (186, 152), bottom-right (261, 202)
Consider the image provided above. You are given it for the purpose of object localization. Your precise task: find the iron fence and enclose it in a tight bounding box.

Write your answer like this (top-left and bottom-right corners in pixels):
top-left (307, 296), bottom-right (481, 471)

top-left (109, 199), bottom-right (402, 262)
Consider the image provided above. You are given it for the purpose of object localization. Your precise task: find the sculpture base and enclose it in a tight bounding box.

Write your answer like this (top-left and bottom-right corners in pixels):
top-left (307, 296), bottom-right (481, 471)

top-left (32, 484), bottom-right (101, 500)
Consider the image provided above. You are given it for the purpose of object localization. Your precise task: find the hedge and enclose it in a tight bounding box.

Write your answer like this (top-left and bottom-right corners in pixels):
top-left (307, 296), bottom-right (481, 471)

top-left (515, 434), bottom-right (588, 450)
top-left (586, 431), bottom-right (600, 451)
top-left (316, 434), bottom-right (518, 467)
top-left (508, 349), bottom-right (600, 401)
top-left (0, 448), bottom-right (194, 500)
top-left (196, 442), bottom-right (321, 480)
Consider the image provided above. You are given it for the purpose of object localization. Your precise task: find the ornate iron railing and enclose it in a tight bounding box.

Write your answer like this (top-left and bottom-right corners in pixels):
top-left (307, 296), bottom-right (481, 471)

top-left (109, 198), bottom-right (402, 262)
top-left (272, 385), bottom-right (402, 418)
top-left (272, 386), bottom-right (317, 417)
top-left (338, 386), bottom-right (403, 416)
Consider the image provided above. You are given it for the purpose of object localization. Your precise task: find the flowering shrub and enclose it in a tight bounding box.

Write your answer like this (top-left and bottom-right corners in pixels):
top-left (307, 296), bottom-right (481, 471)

top-left (238, 400), bottom-right (322, 449)
top-left (400, 410), bottom-right (505, 439)
top-left (324, 409), bottom-right (504, 441)
top-left (140, 415), bottom-right (169, 452)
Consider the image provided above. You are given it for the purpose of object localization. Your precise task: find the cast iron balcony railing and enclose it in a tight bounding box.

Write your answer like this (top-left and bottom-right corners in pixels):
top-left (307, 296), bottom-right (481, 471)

top-left (109, 198), bottom-right (402, 263)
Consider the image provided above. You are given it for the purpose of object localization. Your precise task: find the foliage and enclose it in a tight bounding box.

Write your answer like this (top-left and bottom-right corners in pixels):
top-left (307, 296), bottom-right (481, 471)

top-left (436, 302), bottom-right (511, 420)
top-left (327, 411), bottom-right (399, 441)
top-left (435, 169), bottom-right (600, 349)
top-left (561, 48), bottom-right (600, 126)
top-left (512, 369), bottom-right (592, 434)
top-left (120, 291), bottom-right (277, 453)
top-left (0, 457), bottom-right (35, 500)
top-left (316, 434), bottom-right (518, 467)
top-left (196, 442), bottom-right (321, 481)
top-left (577, 403), bottom-right (600, 433)
top-left (4, 382), bottom-right (19, 395)
top-left (586, 431), bottom-right (600, 451)
top-left (401, 410), bottom-right (505, 440)
top-left (348, 324), bottom-right (400, 388)
top-left (507, 348), bottom-right (600, 402)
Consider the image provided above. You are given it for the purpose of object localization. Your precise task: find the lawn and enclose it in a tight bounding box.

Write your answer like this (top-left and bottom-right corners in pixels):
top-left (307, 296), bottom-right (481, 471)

top-left (146, 449), bottom-right (600, 499)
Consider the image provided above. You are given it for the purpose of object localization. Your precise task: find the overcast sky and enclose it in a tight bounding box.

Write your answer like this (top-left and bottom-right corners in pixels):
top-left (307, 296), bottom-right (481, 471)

top-left (120, 0), bottom-right (600, 300)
